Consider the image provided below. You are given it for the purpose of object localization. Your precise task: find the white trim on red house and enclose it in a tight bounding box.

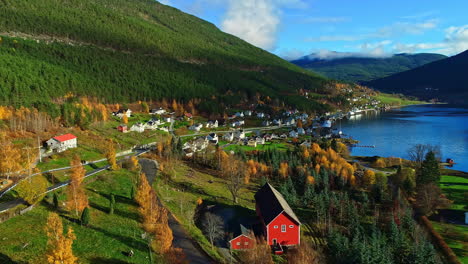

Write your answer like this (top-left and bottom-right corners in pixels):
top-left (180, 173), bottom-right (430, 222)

top-left (228, 234), bottom-right (251, 243)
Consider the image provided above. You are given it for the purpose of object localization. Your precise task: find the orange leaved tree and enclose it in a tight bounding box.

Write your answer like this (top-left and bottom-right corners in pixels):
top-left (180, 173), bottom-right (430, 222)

top-left (66, 156), bottom-right (89, 216)
top-left (45, 213), bottom-right (78, 264)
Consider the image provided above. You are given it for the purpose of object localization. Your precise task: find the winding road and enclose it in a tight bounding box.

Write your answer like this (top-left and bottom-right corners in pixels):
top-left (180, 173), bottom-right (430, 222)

top-left (139, 158), bottom-right (216, 264)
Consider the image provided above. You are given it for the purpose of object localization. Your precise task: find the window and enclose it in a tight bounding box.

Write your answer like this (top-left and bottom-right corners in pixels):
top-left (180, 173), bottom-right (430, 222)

top-left (281, 225), bottom-right (286, 232)
top-left (274, 225), bottom-right (278, 229)
top-left (236, 242), bottom-right (240, 246)
top-left (289, 225), bottom-right (294, 228)
top-left (244, 242), bottom-right (249, 245)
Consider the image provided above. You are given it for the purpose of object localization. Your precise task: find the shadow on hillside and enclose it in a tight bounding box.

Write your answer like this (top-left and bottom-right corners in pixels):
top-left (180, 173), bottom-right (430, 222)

top-left (87, 225), bottom-right (147, 252)
top-left (88, 201), bottom-right (139, 221)
top-left (0, 253), bottom-right (25, 264)
top-left (87, 189), bottom-right (136, 206)
top-left (90, 257), bottom-right (131, 264)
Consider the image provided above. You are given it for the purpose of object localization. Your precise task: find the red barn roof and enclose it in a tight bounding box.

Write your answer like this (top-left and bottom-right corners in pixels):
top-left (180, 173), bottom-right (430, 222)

top-left (53, 134), bottom-right (77, 142)
top-left (254, 183), bottom-right (301, 225)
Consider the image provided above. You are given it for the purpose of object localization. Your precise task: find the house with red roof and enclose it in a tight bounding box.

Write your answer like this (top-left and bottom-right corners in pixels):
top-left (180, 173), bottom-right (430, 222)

top-left (255, 183), bottom-right (301, 251)
top-left (46, 133), bottom-right (77, 153)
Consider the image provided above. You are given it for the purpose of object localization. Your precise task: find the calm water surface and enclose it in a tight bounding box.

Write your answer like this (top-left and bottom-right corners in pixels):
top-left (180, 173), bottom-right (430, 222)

top-left (341, 105), bottom-right (468, 172)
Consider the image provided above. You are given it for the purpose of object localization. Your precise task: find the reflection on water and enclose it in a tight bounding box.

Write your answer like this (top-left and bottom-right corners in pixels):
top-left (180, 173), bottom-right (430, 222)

top-left (341, 105), bottom-right (468, 172)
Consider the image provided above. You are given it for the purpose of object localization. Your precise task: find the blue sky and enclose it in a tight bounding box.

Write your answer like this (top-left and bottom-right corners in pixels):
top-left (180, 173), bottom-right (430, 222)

top-left (162, 0), bottom-right (468, 59)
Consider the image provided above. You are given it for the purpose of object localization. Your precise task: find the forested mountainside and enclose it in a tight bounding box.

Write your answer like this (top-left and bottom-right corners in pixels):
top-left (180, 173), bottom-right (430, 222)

top-left (291, 53), bottom-right (446, 83)
top-left (366, 50), bottom-right (468, 104)
top-left (0, 0), bottom-right (330, 113)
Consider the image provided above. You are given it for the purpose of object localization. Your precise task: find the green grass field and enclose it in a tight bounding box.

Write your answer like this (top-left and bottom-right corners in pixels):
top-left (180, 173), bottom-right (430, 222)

top-left (0, 169), bottom-right (164, 264)
top-left (374, 93), bottom-right (426, 106)
top-left (440, 175), bottom-right (468, 211)
top-left (432, 222), bottom-right (468, 263)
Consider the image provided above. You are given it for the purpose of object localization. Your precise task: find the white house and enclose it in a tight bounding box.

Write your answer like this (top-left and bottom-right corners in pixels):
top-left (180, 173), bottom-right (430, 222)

top-left (206, 133), bottom-right (219, 144)
top-left (257, 112), bottom-right (265, 118)
top-left (189, 124), bottom-right (203, 132)
top-left (289, 130), bottom-right (299, 138)
top-left (247, 139), bottom-right (257, 147)
top-left (262, 120), bottom-right (271, 127)
top-left (114, 109), bottom-right (131, 118)
top-left (46, 134), bottom-right (77, 153)
top-left (151, 108), bottom-right (166, 115)
top-left (232, 120), bottom-right (245, 127)
top-left (223, 132), bottom-right (235, 142)
top-left (235, 130), bottom-right (246, 140)
top-left (256, 137), bottom-right (265, 145)
top-left (245, 110), bottom-right (253, 116)
top-left (164, 117), bottom-right (173, 123)
top-left (285, 117), bottom-right (296, 126)
top-left (206, 120), bottom-right (218, 128)
top-left (131, 123), bottom-right (145, 133)
top-left (146, 120), bottom-right (159, 130)
top-left (235, 112), bottom-right (244, 118)
top-left (297, 127), bottom-right (306, 135)
top-left (159, 127), bottom-right (169, 132)
top-left (273, 119), bottom-right (282, 126)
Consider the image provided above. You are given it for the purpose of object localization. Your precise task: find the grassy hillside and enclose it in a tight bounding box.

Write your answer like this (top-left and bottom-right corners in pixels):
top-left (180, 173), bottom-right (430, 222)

top-left (366, 50), bottom-right (468, 104)
top-left (292, 53), bottom-right (446, 83)
top-left (0, 0), bottom-right (329, 111)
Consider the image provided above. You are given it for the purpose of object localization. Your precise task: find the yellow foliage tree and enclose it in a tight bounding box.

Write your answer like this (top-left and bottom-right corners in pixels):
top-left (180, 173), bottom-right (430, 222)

top-left (122, 114), bottom-right (128, 124)
top-left (105, 140), bottom-right (119, 171)
top-left (15, 169), bottom-right (48, 205)
top-left (374, 158), bottom-right (386, 168)
top-left (0, 141), bottom-right (22, 180)
top-left (66, 156), bottom-right (89, 216)
top-left (130, 156), bottom-right (140, 171)
top-left (363, 170), bottom-right (376, 187)
top-left (278, 162), bottom-right (289, 178)
top-left (45, 213), bottom-right (78, 264)
top-left (306, 176), bottom-right (315, 185)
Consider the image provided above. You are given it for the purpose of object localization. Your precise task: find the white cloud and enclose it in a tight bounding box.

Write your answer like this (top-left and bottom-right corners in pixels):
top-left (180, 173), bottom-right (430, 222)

top-left (159, 0), bottom-right (171, 5)
top-left (220, 0), bottom-right (307, 50)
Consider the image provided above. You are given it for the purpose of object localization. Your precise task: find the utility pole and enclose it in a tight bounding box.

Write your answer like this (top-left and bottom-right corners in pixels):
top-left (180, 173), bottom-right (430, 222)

top-left (37, 136), bottom-right (42, 163)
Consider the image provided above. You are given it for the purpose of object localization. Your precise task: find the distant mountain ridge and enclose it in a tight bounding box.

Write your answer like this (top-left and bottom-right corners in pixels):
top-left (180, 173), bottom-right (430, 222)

top-left (291, 53), bottom-right (447, 83)
top-left (365, 50), bottom-right (468, 104)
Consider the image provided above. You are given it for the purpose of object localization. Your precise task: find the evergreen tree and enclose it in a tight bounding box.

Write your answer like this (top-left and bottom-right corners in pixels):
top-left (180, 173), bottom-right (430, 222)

top-left (418, 151), bottom-right (440, 185)
top-left (80, 207), bottom-right (90, 226)
top-left (53, 192), bottom-right (59, 209)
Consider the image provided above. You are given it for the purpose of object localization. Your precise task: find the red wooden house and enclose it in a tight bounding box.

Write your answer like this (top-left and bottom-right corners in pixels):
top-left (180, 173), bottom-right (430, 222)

top-left (229, 224), bottom-right (254, 250)
top-left (117, 124), bottom-right (128, 133)
top-left (255, 183), bottom-right (301, 248)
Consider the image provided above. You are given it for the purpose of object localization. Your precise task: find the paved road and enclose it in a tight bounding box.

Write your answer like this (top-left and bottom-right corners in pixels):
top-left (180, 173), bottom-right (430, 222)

top-left (139, 159), bottom-right (216, 264)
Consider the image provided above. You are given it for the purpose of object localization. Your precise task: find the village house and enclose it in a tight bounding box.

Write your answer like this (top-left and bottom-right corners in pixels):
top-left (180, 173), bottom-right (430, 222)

top-left (130, 122), bottom-right (145, 133)
top-left (117, 124), bottom-right (128, 133)
top-left (184, 113), bottom-right (193, 119)
top-left (273, 119), bottom-right (282, 126)
top-left (113, 109), bottom-right (132, 118)
top-left (164, 117), bottom-right (173, 123)
top-left (234, 130), bottom-right (246, 140)
top-left (245, 110), bottom-right (253, 116)
top-left (206, 133), bottom-right (218, 144)
top-left (183, 137), bottom-right (209, 155)
top-left (145, 120), bottom-right (158, 130)
top-left (46, 134), bottom-right (77, 153)
top-left (297, 127), bottom-right (305, 135)
top-left (223, 132), bottom-right (235, 142)
top-left (289, 130), bottom-right (299, 138)
top-left (159, 127), bottom-right (169, 132)
top-left (150, 107), bottom-right (166, 115)
top-left (285, 117), bottom-right (296, 126)
top-left (256, 137), bottom-right (265, 145)
top-left (189, 123), bottom-right (203, 132)
top-left (255, 183), bottom-right (301, 249)
top-left (257, 112), bottom-right (265, 118)
top-left (229, 224), bottom-right (254, 250)
top-left (231, 120), bottom-right (245, 127)
top-left (262, 120), bottom-right (271, 127)
top-left (247, 139), bottom-right (257, 147)
top-left (206, 120), bottom-right (218, 128)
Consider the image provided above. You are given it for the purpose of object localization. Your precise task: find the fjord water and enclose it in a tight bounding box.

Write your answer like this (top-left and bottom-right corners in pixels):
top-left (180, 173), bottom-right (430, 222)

top-left (342, 105), bottom-right (468, 172)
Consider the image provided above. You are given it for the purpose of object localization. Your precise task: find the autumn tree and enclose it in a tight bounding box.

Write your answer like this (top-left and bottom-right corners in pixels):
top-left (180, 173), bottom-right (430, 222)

top-left (279, 162), bottom-right (289, 178)
top-left (221, 153), bottom-right (245, 203)
top-left (122, 114), bottom-right (128, 124)
top-left (45, 213), bottom-right (78, 264)
top-left (164, 248), bottom-right (188, 264)
top-left (0, 141), bottom-right (22, 180)
top-left (15, 169), bottom-right (48, 205)
top-left (66, 156), bottom-right (89, 216)
top-left (373, 158), bottom-right (386, 168)
top-left (104, 139), bottom-right (119, 170)
top-left (362, 170), bottom-right (376, 187)
top-left (141, 102), bottom-right (149, 113)
top-left (416, 184), bottom-right (451, 216)
top-left (130, 156), bottom-right (140, 171)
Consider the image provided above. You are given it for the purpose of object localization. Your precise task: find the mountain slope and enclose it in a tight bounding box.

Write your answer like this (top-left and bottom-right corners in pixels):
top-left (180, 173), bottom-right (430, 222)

top-left (291, 53), bottom-right (447, 82)
top-left (365, 50), bottom-right (468, 104)
top-left (0, 0), bottom-right (329, 112)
